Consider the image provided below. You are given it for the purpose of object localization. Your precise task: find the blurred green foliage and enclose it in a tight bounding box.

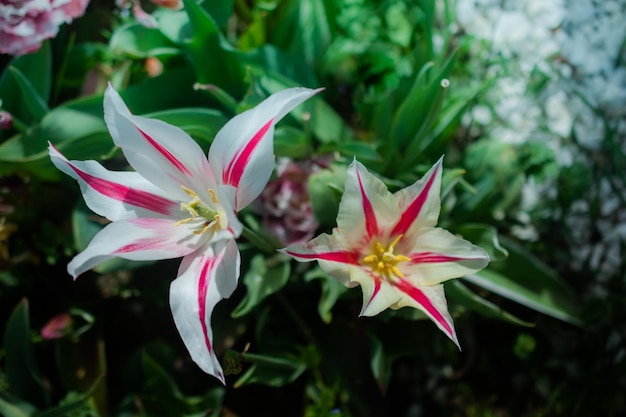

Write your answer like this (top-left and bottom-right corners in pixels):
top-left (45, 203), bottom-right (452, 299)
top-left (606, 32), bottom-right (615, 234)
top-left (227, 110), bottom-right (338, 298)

top-left (0, 0), bottom-right (622, 416)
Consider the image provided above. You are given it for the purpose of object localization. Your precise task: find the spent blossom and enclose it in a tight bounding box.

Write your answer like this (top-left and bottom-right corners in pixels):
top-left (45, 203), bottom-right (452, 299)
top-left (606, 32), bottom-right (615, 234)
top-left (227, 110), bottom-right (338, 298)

top-left (0, 0), bottom-right (89, 56)
top-left (49, 84), bottom-right (320, 382)
top-left (283, 158), bottom-right (490, 345)
top-left (256, 156), bottom-right (330, 246)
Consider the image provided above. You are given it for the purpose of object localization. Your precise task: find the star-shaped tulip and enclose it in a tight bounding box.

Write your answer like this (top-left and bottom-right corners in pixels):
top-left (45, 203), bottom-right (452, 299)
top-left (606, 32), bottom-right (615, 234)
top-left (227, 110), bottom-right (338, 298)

top-left (282, 158), bottom-right (490, 346)
top-left (49, 84), bottom-right (320, 382)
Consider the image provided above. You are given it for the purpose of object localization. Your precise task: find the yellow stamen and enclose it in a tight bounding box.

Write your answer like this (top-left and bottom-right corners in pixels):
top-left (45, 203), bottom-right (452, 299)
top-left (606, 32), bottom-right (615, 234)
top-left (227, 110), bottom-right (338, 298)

top-left (362, 234), bottom-right (410, 280)
top-left (209, 189), bottom-right (218, 204)
top-left (174, 185), bottom-right (224, 236)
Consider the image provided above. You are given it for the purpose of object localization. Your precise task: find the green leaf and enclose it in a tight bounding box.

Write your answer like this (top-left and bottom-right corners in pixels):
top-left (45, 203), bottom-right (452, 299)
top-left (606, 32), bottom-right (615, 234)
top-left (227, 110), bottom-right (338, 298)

top-left (0, 42), bottom-right (51, 123)
top-left (0, 395), bottom-right (34, 417)
top-left (110, 22), bottom-right (181, 58)
top-left (232, 255), bottom-right (291, 317)
top-left (35, 378), bottom-right (102, 417)
top-left (274, 126), bottom-right (310, 158)
top-left (4, 299), bottom-right (48, 407)
top-left (140, 353), bottom-right (191, 416)
top-left (200, 0), bottom-right (234, 27)
top-left (179, 0), bottom-right (246, 96)
top-left (234, 353), bottom-right (307, 388)
top-left (446, 280), bottom-right (534, 327)
top-left (464, 236), bottom-right (582, 325)
top-left (319, 141), bottom-right (381, 162)
top-left (308, 164), bottom-right (346, 226)
top-left (8, 67), bottom-right (50, 122)
top-left (304, 267), bottom-right (348, 324)
top-left (369, 336), bottom-right (391, 394)
top-left (271, 0), bottom-right (336, 66)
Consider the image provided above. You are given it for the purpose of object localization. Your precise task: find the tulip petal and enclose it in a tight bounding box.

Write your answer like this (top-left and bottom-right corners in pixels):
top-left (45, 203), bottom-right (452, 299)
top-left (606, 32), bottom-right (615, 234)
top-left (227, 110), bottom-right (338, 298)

top-left (403, 227), bottom-right (491, 286)
top-left (349, 267), bottom-right (401, 316)
top-left (209, 87), bottom-right (322, 210)
top-left (393, 281), bottom-right (459, 348)
top-left (337, 160), bottom-right (398, 246)
top-left (390, 157), bottom-right (443, 237)
top-left (281, 231), bottom-right (360, 287)
top-left (169, 239), bottom-right (241, 384)
top-left (68, 218), bottom-right (208, 278)
top-left (103, 84), bottom-right (215, 200)
top-left (49, 144), bottom-right (179, 221)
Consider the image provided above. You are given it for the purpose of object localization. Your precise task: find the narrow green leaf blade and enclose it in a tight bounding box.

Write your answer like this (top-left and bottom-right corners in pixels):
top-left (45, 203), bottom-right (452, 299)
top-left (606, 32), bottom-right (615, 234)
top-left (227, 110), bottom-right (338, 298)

top-left (446, 280), bottom-right (534, 327)
top-left (8, 67), bottom-right (50, 122)
top-left (464, 236), bottom-right (582, 326)
top-left (4, 299), bottom-right (48, 407)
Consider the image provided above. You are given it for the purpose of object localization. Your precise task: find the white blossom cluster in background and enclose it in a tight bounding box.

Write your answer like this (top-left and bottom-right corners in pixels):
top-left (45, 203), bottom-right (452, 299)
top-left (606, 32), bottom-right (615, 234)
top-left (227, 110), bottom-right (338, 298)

top-left (455, 0), bottom-right (626, 277)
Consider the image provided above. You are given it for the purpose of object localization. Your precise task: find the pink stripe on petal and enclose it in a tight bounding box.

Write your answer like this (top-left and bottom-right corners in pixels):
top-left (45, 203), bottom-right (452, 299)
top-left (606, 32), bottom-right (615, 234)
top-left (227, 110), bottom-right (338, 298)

top-left (410, 252), bottom-right (475, 264)
top-left (395, 279), bottom-right (454, 337)
top-left (223, 119), bottom-right (273, 188)
top-left (364, 279), bottom-right (381, 310)
top-left (69, 165), bottom-right (176, 216)
top-left (197, 256), bottom-right (218, 356)
top-left (356, 166), bottom-right (379, 238)
top-left (284, 250), bottom-right (360, 265)
top-left (136, 127), bottom-right (192, 176)
top-left (390, 168), bottom-right (438, 237)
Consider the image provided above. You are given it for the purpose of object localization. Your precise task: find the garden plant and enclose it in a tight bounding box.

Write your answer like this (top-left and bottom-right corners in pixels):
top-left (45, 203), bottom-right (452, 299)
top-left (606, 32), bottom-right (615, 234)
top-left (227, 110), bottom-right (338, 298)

top-left (0, 0), bottom-right (624, 416)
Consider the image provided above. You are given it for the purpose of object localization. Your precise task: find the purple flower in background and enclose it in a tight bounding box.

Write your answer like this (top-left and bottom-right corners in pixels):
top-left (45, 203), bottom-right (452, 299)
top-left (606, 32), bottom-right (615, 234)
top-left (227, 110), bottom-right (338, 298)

top-left (0, 0), bottom-right (89, 56)
top-left (256, 157), bottom-right (330, 246)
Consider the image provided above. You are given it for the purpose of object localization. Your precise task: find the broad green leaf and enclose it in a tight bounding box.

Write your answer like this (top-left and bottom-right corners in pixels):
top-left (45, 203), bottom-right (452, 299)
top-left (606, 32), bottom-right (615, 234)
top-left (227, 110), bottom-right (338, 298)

top-left (7, 66), bottom-right (50, 122)
top-left (141, 353), bottom-right (189, 416)
top-left (232, 255), bottom-right (291, 317)
top-left (234, 353), bottom-right (307, 387)
top-left (4, 299), bottom-right (48, 407)
top-left (319, 141), bottom-right (381, 162)
top-left (446, 280), bottom-right (533, 327)
top-left (308, 164), bottom-right (346, 227)
top-left (464, 236), bottom-right (582, 325)
top-left (304, 267), bottom-right (348, 324)
top-left (0, 42), bottom-right (51, 123)
top-left (0, 395), bottom-right (33, 417)
top-left (179, 0), bottom-right (246, 97)
top-left (369, 336), bottom-right (391, 394)
top-left (239, 44), bottom-right (319, 87)
top-left (110, 22), bottom-right (181, 58)
top-left (270, 0), bottom-right (336, 66)
top-left (200, 0), bottom-right (234, 27)
top-left (273, 126), bottom-right (310, 158)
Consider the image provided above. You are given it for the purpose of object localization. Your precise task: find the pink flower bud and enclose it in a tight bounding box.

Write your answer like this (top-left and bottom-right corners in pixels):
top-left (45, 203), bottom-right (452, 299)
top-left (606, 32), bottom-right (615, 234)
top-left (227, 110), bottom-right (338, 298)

top-left (41, 313), bottom-right (73, 340)
top-left (0, 111), bottom-right (13, 130)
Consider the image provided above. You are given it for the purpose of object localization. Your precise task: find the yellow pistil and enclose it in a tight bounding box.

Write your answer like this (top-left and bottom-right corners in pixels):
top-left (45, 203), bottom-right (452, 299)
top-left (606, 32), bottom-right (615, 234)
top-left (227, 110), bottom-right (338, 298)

top-left (174, 185), bottom-right (224, 235)
top-left (362, 234), bottom-right (411, 279)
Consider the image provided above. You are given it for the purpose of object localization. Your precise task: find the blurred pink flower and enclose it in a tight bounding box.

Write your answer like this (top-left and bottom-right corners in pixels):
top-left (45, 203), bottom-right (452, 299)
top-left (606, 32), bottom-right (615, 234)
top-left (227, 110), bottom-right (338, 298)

top-left (0, 0), bottom-right (89, 56)
top-left (41, 313), bottom-right (73, 340)
top-left (0, 111), bottom-right (13, 130)
top-left (256, 157), bottom-right (330, 246)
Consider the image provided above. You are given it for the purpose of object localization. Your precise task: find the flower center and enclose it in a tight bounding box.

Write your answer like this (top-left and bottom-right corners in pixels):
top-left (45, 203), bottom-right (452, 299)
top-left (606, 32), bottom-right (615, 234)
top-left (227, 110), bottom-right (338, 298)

top-left (362, 234), bottom-right (411, 279)
top-left (174, 185), bottom-right (227, 235)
